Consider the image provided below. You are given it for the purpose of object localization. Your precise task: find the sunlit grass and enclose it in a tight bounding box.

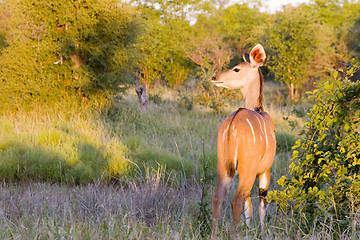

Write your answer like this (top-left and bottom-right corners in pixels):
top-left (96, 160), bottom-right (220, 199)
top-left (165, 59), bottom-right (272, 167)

top-left (0, 108), bottom-right (130, 183)
top-left (0, 82), bottom-right (343, 239)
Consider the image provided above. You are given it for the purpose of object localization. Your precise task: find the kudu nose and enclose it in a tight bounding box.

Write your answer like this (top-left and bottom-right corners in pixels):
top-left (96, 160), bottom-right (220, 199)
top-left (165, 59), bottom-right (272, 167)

top-left (212, 76), bottom-right (216, 81)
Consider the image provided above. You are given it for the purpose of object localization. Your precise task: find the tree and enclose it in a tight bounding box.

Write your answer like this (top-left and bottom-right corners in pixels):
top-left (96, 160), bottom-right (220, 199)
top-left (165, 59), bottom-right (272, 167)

top-left (185, 33), bottom-right (234, 112)
top-left (264, 1), bottom-right (360, 101)
top-left (135, 0), bottom-right (198, 87)
top-left (0, 0), bottom-right (141, 110)
top-left (310, 0), bottom-right (360, 71)
top-left (184, 2), bottom-right (267, 112)
top-left (185, 35), bottom-right (232, 79)
top-left (200, 3), bottom-right (267, 66)
top-left (0, 2), bottom-right (9, 50)
top-left (265, 4), bottom-right (316, 101)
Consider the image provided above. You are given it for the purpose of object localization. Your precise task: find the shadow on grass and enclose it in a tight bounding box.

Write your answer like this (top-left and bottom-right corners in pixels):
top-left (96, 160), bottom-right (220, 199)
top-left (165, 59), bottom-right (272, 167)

top-left (0, 142), bottom-right (68, 182)
top-left (0, 140), bottom-right (119, 184)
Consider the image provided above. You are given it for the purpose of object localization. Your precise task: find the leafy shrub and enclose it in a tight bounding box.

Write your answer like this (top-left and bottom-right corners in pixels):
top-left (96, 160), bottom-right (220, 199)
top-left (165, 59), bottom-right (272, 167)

top-left (0, 0), bottom-right (141, 110)
top-left (269, 62), bottom-right (360, 235)
top-left (177, 88), bottom-right (194, 111)
top-left (148, 92), bottom-right (163, 105)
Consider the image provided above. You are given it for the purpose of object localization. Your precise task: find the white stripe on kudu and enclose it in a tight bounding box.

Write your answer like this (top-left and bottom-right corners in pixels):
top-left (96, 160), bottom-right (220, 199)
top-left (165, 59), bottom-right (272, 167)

top-left (246, 118), bottom-right (256, 144)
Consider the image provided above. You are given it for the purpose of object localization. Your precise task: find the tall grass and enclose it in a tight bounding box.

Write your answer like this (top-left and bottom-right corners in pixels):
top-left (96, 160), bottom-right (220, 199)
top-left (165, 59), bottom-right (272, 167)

top-left (0, 170), bottom-right (357, 239)
top-left (0, 171), bottom-right (200, 239)
top-left (3, 81), bottom-right (351, 239)
top-left (0, 81), bottom-right (301, 183)
top-left (0, 107), bottom-right (130, 184)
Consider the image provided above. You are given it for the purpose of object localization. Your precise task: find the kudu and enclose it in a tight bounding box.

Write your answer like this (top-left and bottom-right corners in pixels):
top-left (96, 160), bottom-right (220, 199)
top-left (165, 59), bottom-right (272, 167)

top-left (211, 44), bottom-right (276, 238)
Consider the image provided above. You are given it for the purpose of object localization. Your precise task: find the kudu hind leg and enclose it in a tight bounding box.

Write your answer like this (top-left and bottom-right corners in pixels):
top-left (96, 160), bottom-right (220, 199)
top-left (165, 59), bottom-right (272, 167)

top-left (244, 196), bottom-right (253, 227)
top-left (212, 175), bottom-right (231, 238)
top-left (258, 170), bottom-right (271, 235)
top-left (231, 171), bottom-right (257, 228)
top-left (231, 188), bottom-right (252, 228)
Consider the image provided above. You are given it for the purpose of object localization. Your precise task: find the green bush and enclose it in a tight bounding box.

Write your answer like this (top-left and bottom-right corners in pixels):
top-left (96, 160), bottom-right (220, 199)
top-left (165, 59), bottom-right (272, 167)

top-left (0, 0), bottom-right (141, 110)
top-left (269, 62), bottom-right (360, 235)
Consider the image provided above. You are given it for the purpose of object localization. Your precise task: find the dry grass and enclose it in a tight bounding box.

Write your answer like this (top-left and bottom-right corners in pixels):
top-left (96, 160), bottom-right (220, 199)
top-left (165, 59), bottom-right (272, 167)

top-left (1, 173), bottom-right (357, 239)
top-left (0, 168), bottom-right (201, 239)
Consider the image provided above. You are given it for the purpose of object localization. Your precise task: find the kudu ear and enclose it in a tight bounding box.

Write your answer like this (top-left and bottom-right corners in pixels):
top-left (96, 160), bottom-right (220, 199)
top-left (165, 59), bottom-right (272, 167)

top-left (240, 47), bottom-right (250, 63)
top-left (249, 44), bottom-right (266, 68)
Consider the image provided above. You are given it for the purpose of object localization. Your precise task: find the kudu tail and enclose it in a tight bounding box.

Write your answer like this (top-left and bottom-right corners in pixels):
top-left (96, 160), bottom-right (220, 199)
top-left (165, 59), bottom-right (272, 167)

top-left (224, 133), bottom-right (237, 178)
top-left (222, 108), bottom-right (243, 178)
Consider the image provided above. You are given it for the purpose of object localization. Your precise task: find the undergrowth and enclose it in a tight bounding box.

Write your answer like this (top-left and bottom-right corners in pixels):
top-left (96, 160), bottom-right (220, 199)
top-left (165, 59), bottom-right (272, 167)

top-left (0, 81), bottom-right (333, 239)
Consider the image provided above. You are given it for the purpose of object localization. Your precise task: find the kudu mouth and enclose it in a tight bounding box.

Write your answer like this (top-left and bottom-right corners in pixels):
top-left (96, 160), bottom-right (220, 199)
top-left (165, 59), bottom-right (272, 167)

top-left (211, 75), bottom-right (224, 86)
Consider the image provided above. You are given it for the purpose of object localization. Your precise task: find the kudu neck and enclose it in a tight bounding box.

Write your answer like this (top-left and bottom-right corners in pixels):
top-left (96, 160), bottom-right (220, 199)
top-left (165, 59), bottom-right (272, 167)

top-left (241, 69), bottom-right (264, 112)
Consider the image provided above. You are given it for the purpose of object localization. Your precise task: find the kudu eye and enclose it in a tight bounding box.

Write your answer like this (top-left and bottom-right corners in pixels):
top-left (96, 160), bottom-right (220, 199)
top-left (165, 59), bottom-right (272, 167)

top-left (233, 68), bottom-right (240, 72)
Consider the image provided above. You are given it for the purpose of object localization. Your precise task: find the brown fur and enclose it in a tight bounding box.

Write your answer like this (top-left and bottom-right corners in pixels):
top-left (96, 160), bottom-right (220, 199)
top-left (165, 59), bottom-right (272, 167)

top-left (211, 44), bottom-right (276, 239)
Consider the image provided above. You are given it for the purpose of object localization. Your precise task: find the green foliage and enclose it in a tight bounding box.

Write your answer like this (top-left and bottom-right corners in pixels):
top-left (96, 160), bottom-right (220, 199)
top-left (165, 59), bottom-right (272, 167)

top-left (1, 0), bottom-right (359, 108)
top-left (348, 14), bottom-right (360, 58)
top-left (265, 1), bottom-right (360, 100)
top-left (136, 0), bottom-right (195, 87)
top-left (199, 3), bottom-right (267, 66)
top-left (266, 5), bottom-right (316, 100)
top-left (269, 62), bottom-right (360, 234)
top-left (309, 0), bottom-right (360, 85)
top-left (312, 0), bottom-right (360, 31)
top-left (0, 0), bottom-right (141, 110)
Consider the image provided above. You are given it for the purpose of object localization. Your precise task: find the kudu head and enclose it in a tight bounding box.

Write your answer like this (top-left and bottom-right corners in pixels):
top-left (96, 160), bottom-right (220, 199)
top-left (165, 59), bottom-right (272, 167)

top-left (211, 44), bottom-right (266, 89)
top-left (211, 44), bottom-right (266, 111)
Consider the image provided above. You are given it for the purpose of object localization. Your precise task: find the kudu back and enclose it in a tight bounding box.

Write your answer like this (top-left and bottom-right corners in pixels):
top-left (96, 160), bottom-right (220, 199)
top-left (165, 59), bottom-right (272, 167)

top-left (211, 44), bottom-right (276, 238)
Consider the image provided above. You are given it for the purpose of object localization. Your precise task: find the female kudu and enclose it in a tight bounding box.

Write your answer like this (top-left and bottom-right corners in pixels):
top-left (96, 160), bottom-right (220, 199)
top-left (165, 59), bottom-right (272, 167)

top-left (211, 44), bottom-right (276, 238)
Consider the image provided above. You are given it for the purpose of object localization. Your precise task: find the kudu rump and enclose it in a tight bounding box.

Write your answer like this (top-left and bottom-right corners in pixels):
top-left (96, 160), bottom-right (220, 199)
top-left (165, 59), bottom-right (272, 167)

top-left (211, 44), bottom-right (276, 237)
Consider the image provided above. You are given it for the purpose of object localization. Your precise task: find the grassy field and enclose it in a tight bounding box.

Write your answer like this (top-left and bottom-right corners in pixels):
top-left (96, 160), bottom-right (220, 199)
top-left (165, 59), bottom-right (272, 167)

top-left (1, 81), bottom-right (357, 239)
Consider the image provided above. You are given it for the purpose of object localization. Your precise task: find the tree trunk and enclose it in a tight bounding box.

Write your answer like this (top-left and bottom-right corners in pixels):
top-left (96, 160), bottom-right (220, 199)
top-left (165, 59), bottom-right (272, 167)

top-left (289, 83), bottom-right (295, 101)
top-left (135, 72), bottom-right (148, 114)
